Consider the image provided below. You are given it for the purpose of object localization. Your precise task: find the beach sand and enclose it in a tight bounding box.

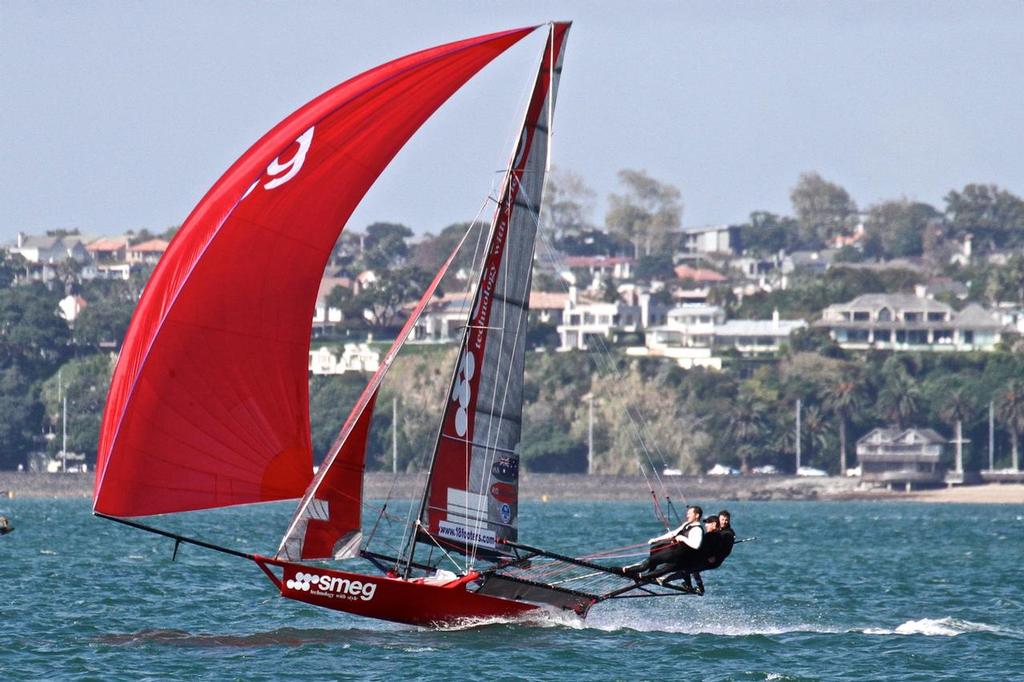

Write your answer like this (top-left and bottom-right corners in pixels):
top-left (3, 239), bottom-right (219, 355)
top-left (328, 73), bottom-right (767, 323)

top-left (904, 484), bottom-right (1024, 504)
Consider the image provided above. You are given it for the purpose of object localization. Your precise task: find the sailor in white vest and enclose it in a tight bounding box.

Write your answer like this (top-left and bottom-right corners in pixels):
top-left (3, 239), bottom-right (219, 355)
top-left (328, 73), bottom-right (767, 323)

top-left (622, 505), bottom-right (704, 578)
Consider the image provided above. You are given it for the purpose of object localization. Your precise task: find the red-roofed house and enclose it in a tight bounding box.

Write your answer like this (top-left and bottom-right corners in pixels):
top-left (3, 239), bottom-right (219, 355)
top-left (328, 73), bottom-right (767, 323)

top-left (126, 239), bottom-right (170, 265)
top-left (86, 236), bottom-right (130, 279)
top-left (673, 264), bottom-right (727, 284)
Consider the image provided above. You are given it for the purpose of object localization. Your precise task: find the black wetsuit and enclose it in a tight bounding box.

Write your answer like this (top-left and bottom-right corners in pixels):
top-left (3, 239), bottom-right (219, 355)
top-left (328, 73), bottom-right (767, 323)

top-left (713, 526), bottom-right (735, 567)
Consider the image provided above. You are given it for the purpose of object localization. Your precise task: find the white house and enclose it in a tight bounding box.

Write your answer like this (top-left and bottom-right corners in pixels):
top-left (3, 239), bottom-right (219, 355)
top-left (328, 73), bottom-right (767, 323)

top-left (678, 225), bottom-right (738, 255)
top-left (632, 307), bottom-right (805, 368)
top-left (58, 295), bottom-right (87, 323)
top-left (309, 343), bottom-right (380, 375)
top-left (818, 294), bottom-right (1004, 351)
top-left (558, 288), bottom-right (668, 351)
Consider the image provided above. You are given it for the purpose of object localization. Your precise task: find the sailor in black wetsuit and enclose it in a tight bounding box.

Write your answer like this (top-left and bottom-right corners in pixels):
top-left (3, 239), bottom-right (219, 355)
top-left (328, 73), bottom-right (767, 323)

top-left (654, 510), bottom-right (737, 594)
top-left (715, 509), bottom-right (736, 566)
top-left (622, 505), bottom-right (704, 578)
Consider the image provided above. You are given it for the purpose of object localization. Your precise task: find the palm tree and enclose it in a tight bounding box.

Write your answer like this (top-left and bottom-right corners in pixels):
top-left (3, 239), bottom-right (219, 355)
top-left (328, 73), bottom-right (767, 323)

top-left (878, 370), bottom-right (920, 429)
top-left (996, 380), bottom-right (1024, 470)
top-left (728, 395), bottom-right (766, 473)
top-left (801, 405), bottom-right (832, 470)
top-left (939, 389), bottom-right (972, 473)
top-left (823, 374), bottom-right (867, 475)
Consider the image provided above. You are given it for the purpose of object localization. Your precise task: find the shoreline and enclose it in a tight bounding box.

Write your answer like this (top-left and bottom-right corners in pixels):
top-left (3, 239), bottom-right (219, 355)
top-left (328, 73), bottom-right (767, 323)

top-left (2, 472), bottom-right (1021, 505)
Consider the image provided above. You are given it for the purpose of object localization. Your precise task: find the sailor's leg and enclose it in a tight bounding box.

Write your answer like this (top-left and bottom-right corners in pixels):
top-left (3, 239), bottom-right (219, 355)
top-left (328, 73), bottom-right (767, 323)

top-left (693, 571), bottom-right (705, 596)
top-left (625, 542), bottom-right (671, 575)
top-left (653, 569), bottom-right (690, 586)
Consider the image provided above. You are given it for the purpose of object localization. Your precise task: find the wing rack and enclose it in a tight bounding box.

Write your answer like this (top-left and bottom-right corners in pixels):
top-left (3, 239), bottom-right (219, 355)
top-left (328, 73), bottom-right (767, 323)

top-left (473, 540), bottom-right (700, 615)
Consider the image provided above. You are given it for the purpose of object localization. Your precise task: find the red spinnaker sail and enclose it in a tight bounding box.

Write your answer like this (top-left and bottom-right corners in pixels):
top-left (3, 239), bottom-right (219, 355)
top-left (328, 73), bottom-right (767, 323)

top-left (93, 27), bottom-right (535, 517)
top-left (419, 23), bottom-right (571, 559)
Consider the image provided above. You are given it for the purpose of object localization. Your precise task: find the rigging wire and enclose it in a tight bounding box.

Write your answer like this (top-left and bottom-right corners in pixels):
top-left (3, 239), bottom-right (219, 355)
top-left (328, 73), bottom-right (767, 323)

top-left (531, 210), bottom-right (689, 521)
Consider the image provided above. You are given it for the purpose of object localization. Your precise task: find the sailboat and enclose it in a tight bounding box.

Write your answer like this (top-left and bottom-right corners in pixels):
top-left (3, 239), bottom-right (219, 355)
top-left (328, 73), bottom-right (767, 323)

top-left (94, 22), bottom-right (697, 627)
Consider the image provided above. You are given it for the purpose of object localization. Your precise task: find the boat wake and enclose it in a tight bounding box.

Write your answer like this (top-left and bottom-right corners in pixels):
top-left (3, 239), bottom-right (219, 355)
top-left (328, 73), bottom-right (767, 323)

top-left (860, 617), bottom-right (1021, 638)
top-left (435, 607), bottom-right (1022, 641)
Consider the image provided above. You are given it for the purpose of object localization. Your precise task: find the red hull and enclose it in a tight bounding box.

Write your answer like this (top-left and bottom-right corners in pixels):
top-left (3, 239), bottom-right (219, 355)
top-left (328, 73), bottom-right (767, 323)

top-left (255, 557), bottom-right (539, 627)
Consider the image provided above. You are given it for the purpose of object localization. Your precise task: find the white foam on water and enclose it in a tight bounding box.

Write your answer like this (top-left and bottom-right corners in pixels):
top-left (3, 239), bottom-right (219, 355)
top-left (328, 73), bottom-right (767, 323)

top-left (861, 617), bottom-right (1011, 637)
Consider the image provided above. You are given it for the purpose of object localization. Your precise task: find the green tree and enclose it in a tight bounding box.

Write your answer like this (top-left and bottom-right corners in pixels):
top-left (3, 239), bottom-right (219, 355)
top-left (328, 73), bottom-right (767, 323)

top-left (939, 388), bottom-right (973, 472)
top-left (410, 222), bottom-right (486, 274)
top-left (801, 404), bottom-right (833, 470)
top-left (823, 371), bottom-right (868, 474)
top-left (944, 183), bottom-right (1024, 254)
top-left (863, 199), bottom-right (941, 258)
top-left (74, 298), bottom-right (134, 349)
top-left (40, 354), bottom-right (114, 462)
top-left (0, 283), bottom-right (70, 381)
top-left (737, 211), bottom-right (799, 255)
top-left (541, 166), bottom-right (595, 241)
top-left (0, 366), bottom-right (43, 469)
top-left (355, 267), bottom-right (433, 330)
top-left (727, 394), bottom-right (766, 473)
top-left (308, 373), bottom-right (371, 464)
top-left (789, 172), bottom-right (857, 248)
top-left (0, 252), bottom-right (26, 288)
top-left (878, 368), bottom-right (921, 429)
top-left (995, 379), bottom-right (1024, 470)
top-left (361, 222), bottom-right (414, 271)
top-left (634, 253), bottom-right (675, 282)
top-left (520, 420), bottom-right (587, 472)
top-left (606, 169), bottom-right (682, 258)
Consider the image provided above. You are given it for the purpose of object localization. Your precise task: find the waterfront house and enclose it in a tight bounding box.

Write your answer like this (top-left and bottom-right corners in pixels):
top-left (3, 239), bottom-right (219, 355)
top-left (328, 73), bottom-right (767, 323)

top-left (856, 427), bottom-right (945, 490)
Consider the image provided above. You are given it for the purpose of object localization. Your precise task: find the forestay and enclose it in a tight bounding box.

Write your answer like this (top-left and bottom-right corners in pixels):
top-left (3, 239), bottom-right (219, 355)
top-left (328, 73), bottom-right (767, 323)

top-left (93, 27), bottom-right (536, 518)
top-left (417, 23), bottom-right (571, 560)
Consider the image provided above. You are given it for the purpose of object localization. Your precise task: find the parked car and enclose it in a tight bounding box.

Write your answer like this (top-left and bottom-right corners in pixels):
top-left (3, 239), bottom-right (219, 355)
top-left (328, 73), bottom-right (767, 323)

top-left (751, 465), bottom-right (778, 475)
top-left (708, 463), bottom-right (741, 476)
top-left (797, 466), bottom-right (828, 477)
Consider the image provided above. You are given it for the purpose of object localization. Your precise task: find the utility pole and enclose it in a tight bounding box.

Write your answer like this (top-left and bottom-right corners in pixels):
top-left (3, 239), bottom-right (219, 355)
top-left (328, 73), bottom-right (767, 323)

top-left (58, 369), bottom-right (66, 473)
top-left (62, 395), bottom-right (68, 473)
top-left (392, 397), bottom-right (398, 475)
top-left (952, 420), bottom-right (970, 474)
top-left (989, 400), bottom-right (995, 471)
top-left (587, 393), bottom-right (594, 475)
top-left (795, 399), bottom-right (802, 473)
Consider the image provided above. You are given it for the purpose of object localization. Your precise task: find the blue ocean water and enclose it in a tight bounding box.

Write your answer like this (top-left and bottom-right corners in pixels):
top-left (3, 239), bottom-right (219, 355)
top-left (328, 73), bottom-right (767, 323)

top-left (2, 498), bottom-right (1022, 681)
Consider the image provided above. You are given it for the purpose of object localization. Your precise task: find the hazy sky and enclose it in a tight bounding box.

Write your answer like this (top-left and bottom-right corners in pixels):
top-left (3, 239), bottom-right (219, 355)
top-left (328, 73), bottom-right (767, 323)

top-left (2, 1), bottom-right (1022, 242)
